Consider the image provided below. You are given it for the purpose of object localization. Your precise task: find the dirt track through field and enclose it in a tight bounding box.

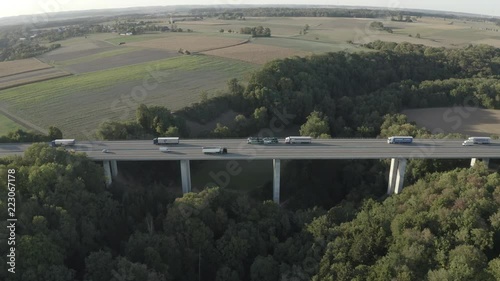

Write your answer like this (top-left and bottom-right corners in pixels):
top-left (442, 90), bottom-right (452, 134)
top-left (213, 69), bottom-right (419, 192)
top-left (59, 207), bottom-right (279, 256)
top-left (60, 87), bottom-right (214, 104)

top-left (0, 105), bottom-right (48, 135)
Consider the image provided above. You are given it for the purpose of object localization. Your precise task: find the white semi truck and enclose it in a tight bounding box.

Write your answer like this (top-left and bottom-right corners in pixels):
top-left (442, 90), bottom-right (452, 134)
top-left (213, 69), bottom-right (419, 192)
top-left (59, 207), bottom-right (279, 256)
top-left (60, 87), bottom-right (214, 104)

top-left (153, 137), bottom-right (179, 145)
top-left (202, 147), bottom-right (228, 154)
top-left (467, 137), bottom-right (491, 144)
top-left (50, 139), bottom-right (76, 147)
top-left (285, 136), bottom-right (312, 144)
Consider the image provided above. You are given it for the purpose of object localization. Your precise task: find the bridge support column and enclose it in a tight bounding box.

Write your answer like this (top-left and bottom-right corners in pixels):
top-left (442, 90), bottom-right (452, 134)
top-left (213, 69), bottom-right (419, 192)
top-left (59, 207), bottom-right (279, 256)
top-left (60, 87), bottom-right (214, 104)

top-left (110, 160), bottom-right (118, 177)
top-left (387, 158), bottom-right (407, 194)
top-left (471, 158), bottom-right (490, 168)
top-left (273, 159), bottom-right (281, 204)
top-left (394, 159), bottom-right (407, 194)
top-left (103, 160), bottom-right (112, 186)
top-left (387, 158), bottom-right (399, 194)
top-left (180, 160), bottom-right (192, 194)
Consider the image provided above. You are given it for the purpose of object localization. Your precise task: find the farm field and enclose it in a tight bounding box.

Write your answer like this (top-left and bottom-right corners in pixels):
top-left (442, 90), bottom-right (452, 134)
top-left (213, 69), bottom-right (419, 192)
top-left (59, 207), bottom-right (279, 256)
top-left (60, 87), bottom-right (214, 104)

top-left (201, 42), bottom-right (311, 64)
top-left (0, 58), bottom-right (52, 77)
top-left (125, 33), bottom-right (248, 52)
top-left (0, 113), bottom-right (27, 133)
top-left (0, 68), bottom-right (71, 90)
top-left (179, 16), bottom-right (500, 49)
top-left (2, 15), bottom-right (500, 137)
top-left (0, 55), bottom-right (257, 137)
top-left (403, 107), bottom-right (500, 137)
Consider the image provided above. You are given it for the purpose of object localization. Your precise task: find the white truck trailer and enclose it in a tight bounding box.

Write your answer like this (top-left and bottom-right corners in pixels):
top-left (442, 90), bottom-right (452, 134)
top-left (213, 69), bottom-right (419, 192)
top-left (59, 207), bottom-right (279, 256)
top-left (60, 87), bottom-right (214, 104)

top-left (50, 139), bottom-right (76, 147)
top-left (202, 147), bottom-right (228, 154)
top-left (285, 136), bottom-right (312, 144)
top-left (467, 137), bottom-right (491, 144)
top-left (153, 137), bottom-right (179, 145)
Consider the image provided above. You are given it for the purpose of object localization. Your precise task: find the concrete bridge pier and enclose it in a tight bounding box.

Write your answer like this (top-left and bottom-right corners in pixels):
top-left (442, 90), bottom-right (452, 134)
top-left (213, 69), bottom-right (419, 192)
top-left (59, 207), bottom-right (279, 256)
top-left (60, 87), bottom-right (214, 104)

top-left (180, 160), bottom-right (192, 194)
top-left (110, 160), bottom-right (118, 177)
top-left (471, 158), bottom-right (489, 168)
top-left (103, 160), bottom-right (112, 186)
top-left (394, 159), bottom-right (407, 194)
top-left (273, 159), bottom-right (281, 204)
top-left (387, 158), bottom-right (407, 194)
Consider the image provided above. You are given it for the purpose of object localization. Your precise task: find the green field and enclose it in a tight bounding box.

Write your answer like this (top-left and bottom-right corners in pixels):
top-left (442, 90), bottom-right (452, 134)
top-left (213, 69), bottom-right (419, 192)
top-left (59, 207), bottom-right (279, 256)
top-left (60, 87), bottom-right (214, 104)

top-left (0, 114), bottom-right (26, 134)
top-left (55, 47), bottom-right (142, 66)
top-left (0, 55), bottom-right (257, 137)
top-left (105, 34), bottom-right (167, 44)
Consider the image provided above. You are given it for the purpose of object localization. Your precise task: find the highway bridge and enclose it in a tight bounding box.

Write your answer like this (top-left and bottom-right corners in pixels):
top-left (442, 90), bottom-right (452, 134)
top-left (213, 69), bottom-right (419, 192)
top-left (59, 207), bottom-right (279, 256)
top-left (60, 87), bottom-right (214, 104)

top-left (1, 138), bottom-right (499, 203)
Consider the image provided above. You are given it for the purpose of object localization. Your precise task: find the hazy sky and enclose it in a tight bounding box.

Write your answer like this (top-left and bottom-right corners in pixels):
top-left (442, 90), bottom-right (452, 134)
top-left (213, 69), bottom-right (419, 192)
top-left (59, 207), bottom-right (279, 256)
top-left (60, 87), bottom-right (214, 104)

top-left (1, 0), bottom-right (499, 18)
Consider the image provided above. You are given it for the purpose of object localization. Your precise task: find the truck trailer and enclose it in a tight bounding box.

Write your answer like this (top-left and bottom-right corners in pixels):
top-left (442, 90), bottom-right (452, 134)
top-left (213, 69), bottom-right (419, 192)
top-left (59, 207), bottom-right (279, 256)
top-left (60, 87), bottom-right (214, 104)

top-left (153, 137), bottom-right (179, 145)
top-left (387, 136), bottom-right (413, 144)
top-left (467, 137), bottom-right (491, 144)
top-left (285, 136), bottom-right (312, 144)
top-left (202, 147), bottom-right (228, 154)
top-left (50, 139), bottom-right (76, 147)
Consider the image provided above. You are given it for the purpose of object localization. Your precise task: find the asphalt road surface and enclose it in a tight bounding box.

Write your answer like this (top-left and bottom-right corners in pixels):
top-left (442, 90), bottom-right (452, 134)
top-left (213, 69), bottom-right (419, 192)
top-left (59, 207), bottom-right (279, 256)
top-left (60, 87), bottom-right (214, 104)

top-left (0, 139), bottom-right (499, 161)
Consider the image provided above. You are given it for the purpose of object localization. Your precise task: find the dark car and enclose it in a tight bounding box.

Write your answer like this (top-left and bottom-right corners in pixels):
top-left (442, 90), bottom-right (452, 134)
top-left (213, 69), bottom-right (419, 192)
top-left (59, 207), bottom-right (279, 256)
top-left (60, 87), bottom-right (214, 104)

top-left (263, 137), bottom-right (279, 144)
top-left (247, 137), bottom-right (263, 144)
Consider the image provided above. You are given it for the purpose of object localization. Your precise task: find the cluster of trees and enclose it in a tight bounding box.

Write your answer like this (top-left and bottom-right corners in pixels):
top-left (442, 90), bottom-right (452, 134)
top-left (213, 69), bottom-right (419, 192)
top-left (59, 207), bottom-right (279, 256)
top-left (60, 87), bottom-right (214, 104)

top-left (113, 21), bottom-right (170, 35)
top-left (240, 26), bottom-right (271, 37)
top-left (191, 7), bottom-right (420, 19)
top-left (0, 126), bottom-right (62, 143)
top-left (217, 12), bottom-right (245, 20)
top-left (314, 164), bottom-right (500, 280)
top-left (391, 14), bottom-right (416, 22)
top-left (190, 7), bottom-right (499, 23)
top-left (370, 21), bottom-right (393, 33)
top-left (96, 104), bottom-right (187, 140)
top-left (0, 42), bottom-right (60, 61)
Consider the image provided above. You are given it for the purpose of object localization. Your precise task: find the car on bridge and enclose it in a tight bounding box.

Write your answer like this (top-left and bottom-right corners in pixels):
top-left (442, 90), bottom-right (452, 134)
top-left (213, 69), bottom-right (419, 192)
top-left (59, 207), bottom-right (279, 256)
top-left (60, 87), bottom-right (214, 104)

top-left (247, 137), bottom-right (263, 144)
top-left (263, 137), bottom-right (279, 144)
top-left (159, 147), bottom-right (170, 152)
top-left (102, 149), bottom-right (109, 153)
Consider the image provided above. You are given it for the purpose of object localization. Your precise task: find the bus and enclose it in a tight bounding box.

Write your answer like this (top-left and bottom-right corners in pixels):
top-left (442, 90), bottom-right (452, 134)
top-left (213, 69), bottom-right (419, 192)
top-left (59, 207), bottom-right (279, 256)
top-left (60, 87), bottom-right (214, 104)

top-left (153, 137), bottom-right (179, 145)
top-left (468, 137), bottom-right (491, 144)
top-left (387, 136), bottom-right (413, 144)
top-left (285, 136), bottom-right (312, 144)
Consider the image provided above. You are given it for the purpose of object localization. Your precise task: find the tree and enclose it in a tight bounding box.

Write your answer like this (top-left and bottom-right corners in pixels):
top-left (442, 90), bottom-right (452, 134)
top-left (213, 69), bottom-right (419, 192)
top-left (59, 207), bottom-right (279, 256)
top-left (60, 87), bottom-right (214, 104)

top-left (252, 107), bottom-right (268, 129)
top-left (136, 104), bottom-right (151, 129)
top-left (416, 33), bottom-right (421, 38)
top-left (212, 123), bottom-right (232, 138)
top-left (299, 111), bottom-right (331, 138)
top-left (220, 29), bottom-right (225, 33)
top-left (48, 126), bottom-right (63, 139)
top-left (84, 251), bottom-right (115, 281)
top-left (164, 126), bottom-right (179, 137)
top-left (227, 78), bottom-right (244, 96)
top-left (250, 255), bottom-right (279, 281)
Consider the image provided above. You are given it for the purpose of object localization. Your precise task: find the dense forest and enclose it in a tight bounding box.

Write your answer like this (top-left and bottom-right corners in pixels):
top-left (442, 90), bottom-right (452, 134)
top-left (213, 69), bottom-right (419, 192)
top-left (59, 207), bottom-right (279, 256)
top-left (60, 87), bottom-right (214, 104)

top-left (0, 144), bottom-right (499, 280)
top-left (1, 38), bottom-right (500, 280)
